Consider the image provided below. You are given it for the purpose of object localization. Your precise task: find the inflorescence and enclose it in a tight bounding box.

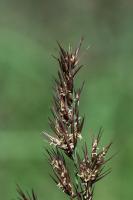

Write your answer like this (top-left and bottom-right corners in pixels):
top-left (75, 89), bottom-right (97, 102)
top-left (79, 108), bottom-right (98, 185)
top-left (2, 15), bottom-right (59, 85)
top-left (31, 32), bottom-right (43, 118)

top-left (43, 40), bottom-right (112, 200)
top-left (17, 40), bottom-right (112, 200)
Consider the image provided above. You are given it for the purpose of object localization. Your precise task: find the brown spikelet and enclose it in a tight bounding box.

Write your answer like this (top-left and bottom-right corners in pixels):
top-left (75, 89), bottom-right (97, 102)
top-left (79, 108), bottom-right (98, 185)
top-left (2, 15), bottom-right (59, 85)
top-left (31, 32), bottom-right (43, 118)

top-left (43, 39), bottom-right (84, 157)
top-left (76, 129), bottom-right (112, 200)
top-left (47, 149), bottom-right (75, 198)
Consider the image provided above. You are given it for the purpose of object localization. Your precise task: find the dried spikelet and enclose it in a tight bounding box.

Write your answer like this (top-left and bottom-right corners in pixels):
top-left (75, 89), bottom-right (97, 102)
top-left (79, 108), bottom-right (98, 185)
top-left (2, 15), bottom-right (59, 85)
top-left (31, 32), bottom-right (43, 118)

top-left (76, 129), bottom-right (112, 200)
top-left (47, 149), bottom-right (75, 198)
top-left (43, 39), bottom-right (84, 157)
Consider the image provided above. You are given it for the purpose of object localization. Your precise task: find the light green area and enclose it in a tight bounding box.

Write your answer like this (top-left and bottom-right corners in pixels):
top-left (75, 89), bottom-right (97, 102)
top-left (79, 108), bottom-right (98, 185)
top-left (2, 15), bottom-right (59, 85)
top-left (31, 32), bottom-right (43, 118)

top-left (0, 0), bottom-right (133, 199)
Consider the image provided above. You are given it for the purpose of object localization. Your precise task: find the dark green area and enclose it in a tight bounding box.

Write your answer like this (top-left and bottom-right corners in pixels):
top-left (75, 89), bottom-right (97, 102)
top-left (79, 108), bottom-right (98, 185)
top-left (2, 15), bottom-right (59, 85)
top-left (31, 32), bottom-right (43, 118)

top-left (0, 0), bottom-right (133, 199)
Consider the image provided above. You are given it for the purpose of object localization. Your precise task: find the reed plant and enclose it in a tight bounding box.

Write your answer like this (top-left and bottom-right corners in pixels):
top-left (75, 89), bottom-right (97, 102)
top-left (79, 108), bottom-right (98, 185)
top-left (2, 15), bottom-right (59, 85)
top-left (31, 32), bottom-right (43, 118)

top-left (17, 40), bottom-right (113, 200)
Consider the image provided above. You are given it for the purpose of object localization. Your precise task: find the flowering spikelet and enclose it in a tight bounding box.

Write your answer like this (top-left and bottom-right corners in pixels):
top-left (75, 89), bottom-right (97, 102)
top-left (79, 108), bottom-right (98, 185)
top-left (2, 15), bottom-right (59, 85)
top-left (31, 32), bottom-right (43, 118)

top-left (76, 128), bottom-right (112, 200)
top-left (16, 41), bottom-right (113, 200)
top-left (17, 185), bottom-right (38, 200)
top-left (43, 39), bottom-right (84, 157)
top-left (47, 149), bottom-right (75, 198)
top-left (43, 42), bottom-right (113, 200)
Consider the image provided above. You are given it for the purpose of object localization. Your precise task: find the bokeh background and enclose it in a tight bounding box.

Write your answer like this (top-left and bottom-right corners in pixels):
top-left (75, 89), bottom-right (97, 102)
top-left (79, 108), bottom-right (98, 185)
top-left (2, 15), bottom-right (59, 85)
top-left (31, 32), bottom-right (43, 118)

top-left (0, 0), bottom-right (132, 199)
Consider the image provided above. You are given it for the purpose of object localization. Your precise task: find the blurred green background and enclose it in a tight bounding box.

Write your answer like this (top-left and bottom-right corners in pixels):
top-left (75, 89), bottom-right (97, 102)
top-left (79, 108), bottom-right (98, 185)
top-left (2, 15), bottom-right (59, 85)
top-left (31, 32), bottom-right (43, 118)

top-left (0, 0), bottom-right (132, 199)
